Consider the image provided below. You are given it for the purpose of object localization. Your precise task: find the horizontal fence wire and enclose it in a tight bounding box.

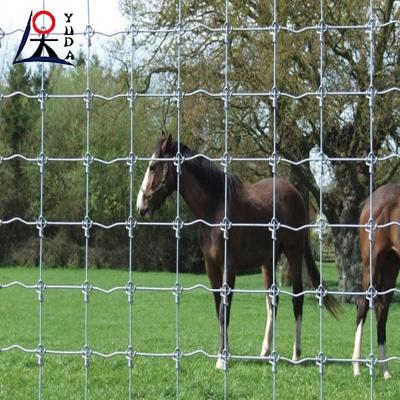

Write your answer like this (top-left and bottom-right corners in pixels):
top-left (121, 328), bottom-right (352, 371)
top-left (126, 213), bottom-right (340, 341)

top-left (0, 1), bottom-right (399, 399)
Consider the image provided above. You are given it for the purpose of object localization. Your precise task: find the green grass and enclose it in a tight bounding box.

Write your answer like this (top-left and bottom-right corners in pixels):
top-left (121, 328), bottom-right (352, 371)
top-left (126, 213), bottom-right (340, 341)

top-left (1, 265), bottom-right (400, 399)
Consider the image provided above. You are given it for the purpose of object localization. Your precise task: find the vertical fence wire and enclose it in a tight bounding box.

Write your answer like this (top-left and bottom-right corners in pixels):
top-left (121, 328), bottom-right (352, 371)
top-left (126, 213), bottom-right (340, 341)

top-left (83, 0), bottom-right (93, 398)
top-left (174, 0), bottom-right (183, 397)
top-left (317, 1), bottom-right (326, 398)
top-left (222, 0), bottom-right (230, 399)
top-left (37, 1), bottom-right (46, 398)
top-left (368, 1), bottom-right (377, 399)
top-left (127, 0), bottom-right (136, 398)
top-left (270, 1), bottom-right (279, 398)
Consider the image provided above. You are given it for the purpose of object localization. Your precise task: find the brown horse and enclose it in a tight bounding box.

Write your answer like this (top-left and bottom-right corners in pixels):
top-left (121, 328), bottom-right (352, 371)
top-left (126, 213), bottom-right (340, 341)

top-left (137, 135), bottom-right (340, 368)
top-left (352, 183), bottom-right (400, 379)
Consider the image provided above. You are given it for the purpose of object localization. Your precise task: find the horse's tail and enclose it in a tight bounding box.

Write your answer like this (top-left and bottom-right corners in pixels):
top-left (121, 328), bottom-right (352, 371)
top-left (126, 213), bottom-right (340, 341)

top-left (304, 232), bottom-right (342, 318)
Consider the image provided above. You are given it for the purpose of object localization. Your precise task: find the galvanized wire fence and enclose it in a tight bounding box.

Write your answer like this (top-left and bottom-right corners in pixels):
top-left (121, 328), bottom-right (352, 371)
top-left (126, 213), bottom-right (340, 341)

top-left (0, 0), bottom-right (400, 399)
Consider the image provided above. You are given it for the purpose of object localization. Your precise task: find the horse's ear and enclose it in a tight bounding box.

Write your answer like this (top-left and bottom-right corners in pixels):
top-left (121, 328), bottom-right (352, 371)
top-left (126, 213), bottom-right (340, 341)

top-left (161, 133), bottom-right (172, 153)
top-left (161, 127), bottom-right (167, 139)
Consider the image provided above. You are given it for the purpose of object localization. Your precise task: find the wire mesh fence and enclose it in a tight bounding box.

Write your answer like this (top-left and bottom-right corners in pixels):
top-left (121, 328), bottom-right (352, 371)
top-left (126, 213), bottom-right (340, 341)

top-left (0, 0), bottom-right (400, 399)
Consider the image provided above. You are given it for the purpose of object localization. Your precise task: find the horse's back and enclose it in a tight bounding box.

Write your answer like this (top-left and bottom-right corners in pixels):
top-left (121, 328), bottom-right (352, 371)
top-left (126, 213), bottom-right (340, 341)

top-left (246, 177), bottom-right (306, 227)
top-left (360, 183), bottom-right (400, 224)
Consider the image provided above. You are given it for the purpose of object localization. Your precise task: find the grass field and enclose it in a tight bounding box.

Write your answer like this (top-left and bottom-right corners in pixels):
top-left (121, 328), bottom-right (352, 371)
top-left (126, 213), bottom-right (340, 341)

top-left (1, 265), bottom-right (400, 399)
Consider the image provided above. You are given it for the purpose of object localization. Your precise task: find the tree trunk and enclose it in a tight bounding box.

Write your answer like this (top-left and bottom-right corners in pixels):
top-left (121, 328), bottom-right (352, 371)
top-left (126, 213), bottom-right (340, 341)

top-left (323, 163), bottom-right (366, 301)
top-left (331, 227), bottom-right (362, 301)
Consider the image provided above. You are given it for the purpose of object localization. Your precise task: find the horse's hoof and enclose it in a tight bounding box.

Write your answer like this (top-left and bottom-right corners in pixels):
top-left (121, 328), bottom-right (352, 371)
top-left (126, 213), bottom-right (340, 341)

top-left (384, 371), bottom-right (392, 380)
top-left (216, 357), bottom-right (226, 370)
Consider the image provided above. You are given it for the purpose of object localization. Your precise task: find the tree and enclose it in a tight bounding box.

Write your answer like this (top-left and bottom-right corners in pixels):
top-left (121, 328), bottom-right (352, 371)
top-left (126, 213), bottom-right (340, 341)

top-left (121, 0), bottom-right (400, 295)
top-left (0, 64), bottom-right (40, 262)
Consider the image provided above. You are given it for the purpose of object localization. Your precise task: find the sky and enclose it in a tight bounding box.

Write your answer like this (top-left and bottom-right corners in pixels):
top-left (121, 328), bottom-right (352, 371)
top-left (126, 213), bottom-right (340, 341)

top-left (0, 0), bottom-right (128, 74)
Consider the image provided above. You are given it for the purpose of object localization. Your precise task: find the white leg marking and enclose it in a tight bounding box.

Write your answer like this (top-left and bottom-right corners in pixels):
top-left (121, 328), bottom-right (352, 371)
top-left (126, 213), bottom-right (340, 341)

top-left (136, 153), bottom-right (155, 212)
top-left (353, 321), bottom-right (363, 377)
top-left (292, 317), bottom-right (302, 361)
top-left (379, 343), bottom-right (392, 380)
top-left (216, 355), bottom-right (226, 370)
top-left (260, 295), bottom-right (273, 357)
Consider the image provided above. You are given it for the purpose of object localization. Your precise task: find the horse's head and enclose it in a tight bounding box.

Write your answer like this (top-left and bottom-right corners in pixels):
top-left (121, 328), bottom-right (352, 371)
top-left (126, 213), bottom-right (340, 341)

top-left (136, 134), bottom-right (176, 218)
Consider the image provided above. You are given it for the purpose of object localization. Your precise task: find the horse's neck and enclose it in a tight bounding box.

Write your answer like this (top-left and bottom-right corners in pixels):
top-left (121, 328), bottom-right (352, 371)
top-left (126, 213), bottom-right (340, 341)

top-left (179, 168), bottom-right (225, 222)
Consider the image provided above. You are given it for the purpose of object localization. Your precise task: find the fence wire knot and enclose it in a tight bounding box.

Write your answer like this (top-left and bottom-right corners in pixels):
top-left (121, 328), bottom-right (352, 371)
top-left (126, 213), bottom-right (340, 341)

top-left (366, 285), bottom-right (377, 309)
top-left (82, 281), bottom-right (92, 303)
top-left (37, 152), bottom-right (47, 174)
top-left (269, 152), bottom-right (280, 173)
top-left (173, 216), bottom-right (183, 239)
top-left (365, 217), bottom-right (377, 242)
top-left (222, 84), bottom-right (232, 109)
top-left (223, 22), bottom-right (232, 43)
top-left (125, 281), bottom-right (136, 304)
top-left (126, 346), bottom-right (136, 368)
top-left (36, 344), bottom-right (46, 366)
top-left (366, 353), bottom-right (377, 376)
top-left (316, 284), bottom-right (327, 308)
top-left (317, 85), bottom-right (327, 107)
top-left (84, 25), bottom-right (95, 44)
top-left (172, 282), bottom-right (183, 304)
top-left (83, 152), bottom-right (94, 174)
top-left (83, 88), bottom-right (94, 110)
top-left (269, 20), bottom-right (280, 43)
top-left (316, 20), bottom-right (328, 35)
top-left (36, 215), bottom-right (47, 238)
top-left (125, 216), bottom-right (137, 238)
top-left (365, 151), bottom-right (377, 175)
top-left (316, 217), bottom-right (328, 241)
top-left (269, 350), bottom-right (280, 373)
top-left (127, 152), bottom-right (138, 173)
top-left (173, 347), bottom-right (183, 362)
top-left (366, 85), bottom-right (377, 108)
top-left (220, 217), bottom-right (231, 240)
top-left (128, 24), bottom-right (139, 38)
top-left (82, 345), bottom-right (92, 368)
top-left (270, 85), bottom-right (280, 108)
top-left (38, 89), bottom-right (48, 110)
top-left (220, 283), bottom-right (232, 305)
top-left (368, 14), bottom-right (379, 34)
top-left (316, 352), bottom-right (327, 374)
top-left (174, 22), bottom-right (185, 42)
top-left (173, 151), bottom-right (184, 174)
top-left (220, 348), bottom-right (231, 369)
top-left (127, 87), bottom-right (137, 109)
top-left (36, 280), bottom-right (46, 303)
top-left (269, 217), bottom-right (280, 240)
top-left (82, 216), bottom-right (93, 238)
top-left (174, 87), bottom-right (184, 109)
top-left (269, 283), bottom-right (280, 307)
top-left (221, 152), bottom-right (232, 170)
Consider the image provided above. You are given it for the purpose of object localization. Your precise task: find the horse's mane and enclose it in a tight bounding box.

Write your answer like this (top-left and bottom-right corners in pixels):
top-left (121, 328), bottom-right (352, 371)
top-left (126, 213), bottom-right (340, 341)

top-left (167, 141), bottom-right (243, 200)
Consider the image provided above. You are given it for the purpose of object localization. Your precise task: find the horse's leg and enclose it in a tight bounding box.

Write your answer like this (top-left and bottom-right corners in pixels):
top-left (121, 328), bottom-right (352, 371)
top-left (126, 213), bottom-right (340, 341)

top-left (376, 252), bottom-right (398, 380)
top-left (205, 261), bottom-right (225, 369)
top-left (215, 269), bottom-right (236, 370)
top-left (352, 256), bottom-right (374, 376)
top-left (287, 250), bottom-right (304, 361)
top-left (260, 264), bottom-right (277, 357)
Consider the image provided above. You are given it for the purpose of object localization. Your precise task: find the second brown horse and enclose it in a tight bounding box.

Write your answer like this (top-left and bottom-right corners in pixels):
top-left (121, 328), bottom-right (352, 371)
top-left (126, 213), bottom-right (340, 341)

top-left (353, 183), bottom-right (400, 379)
